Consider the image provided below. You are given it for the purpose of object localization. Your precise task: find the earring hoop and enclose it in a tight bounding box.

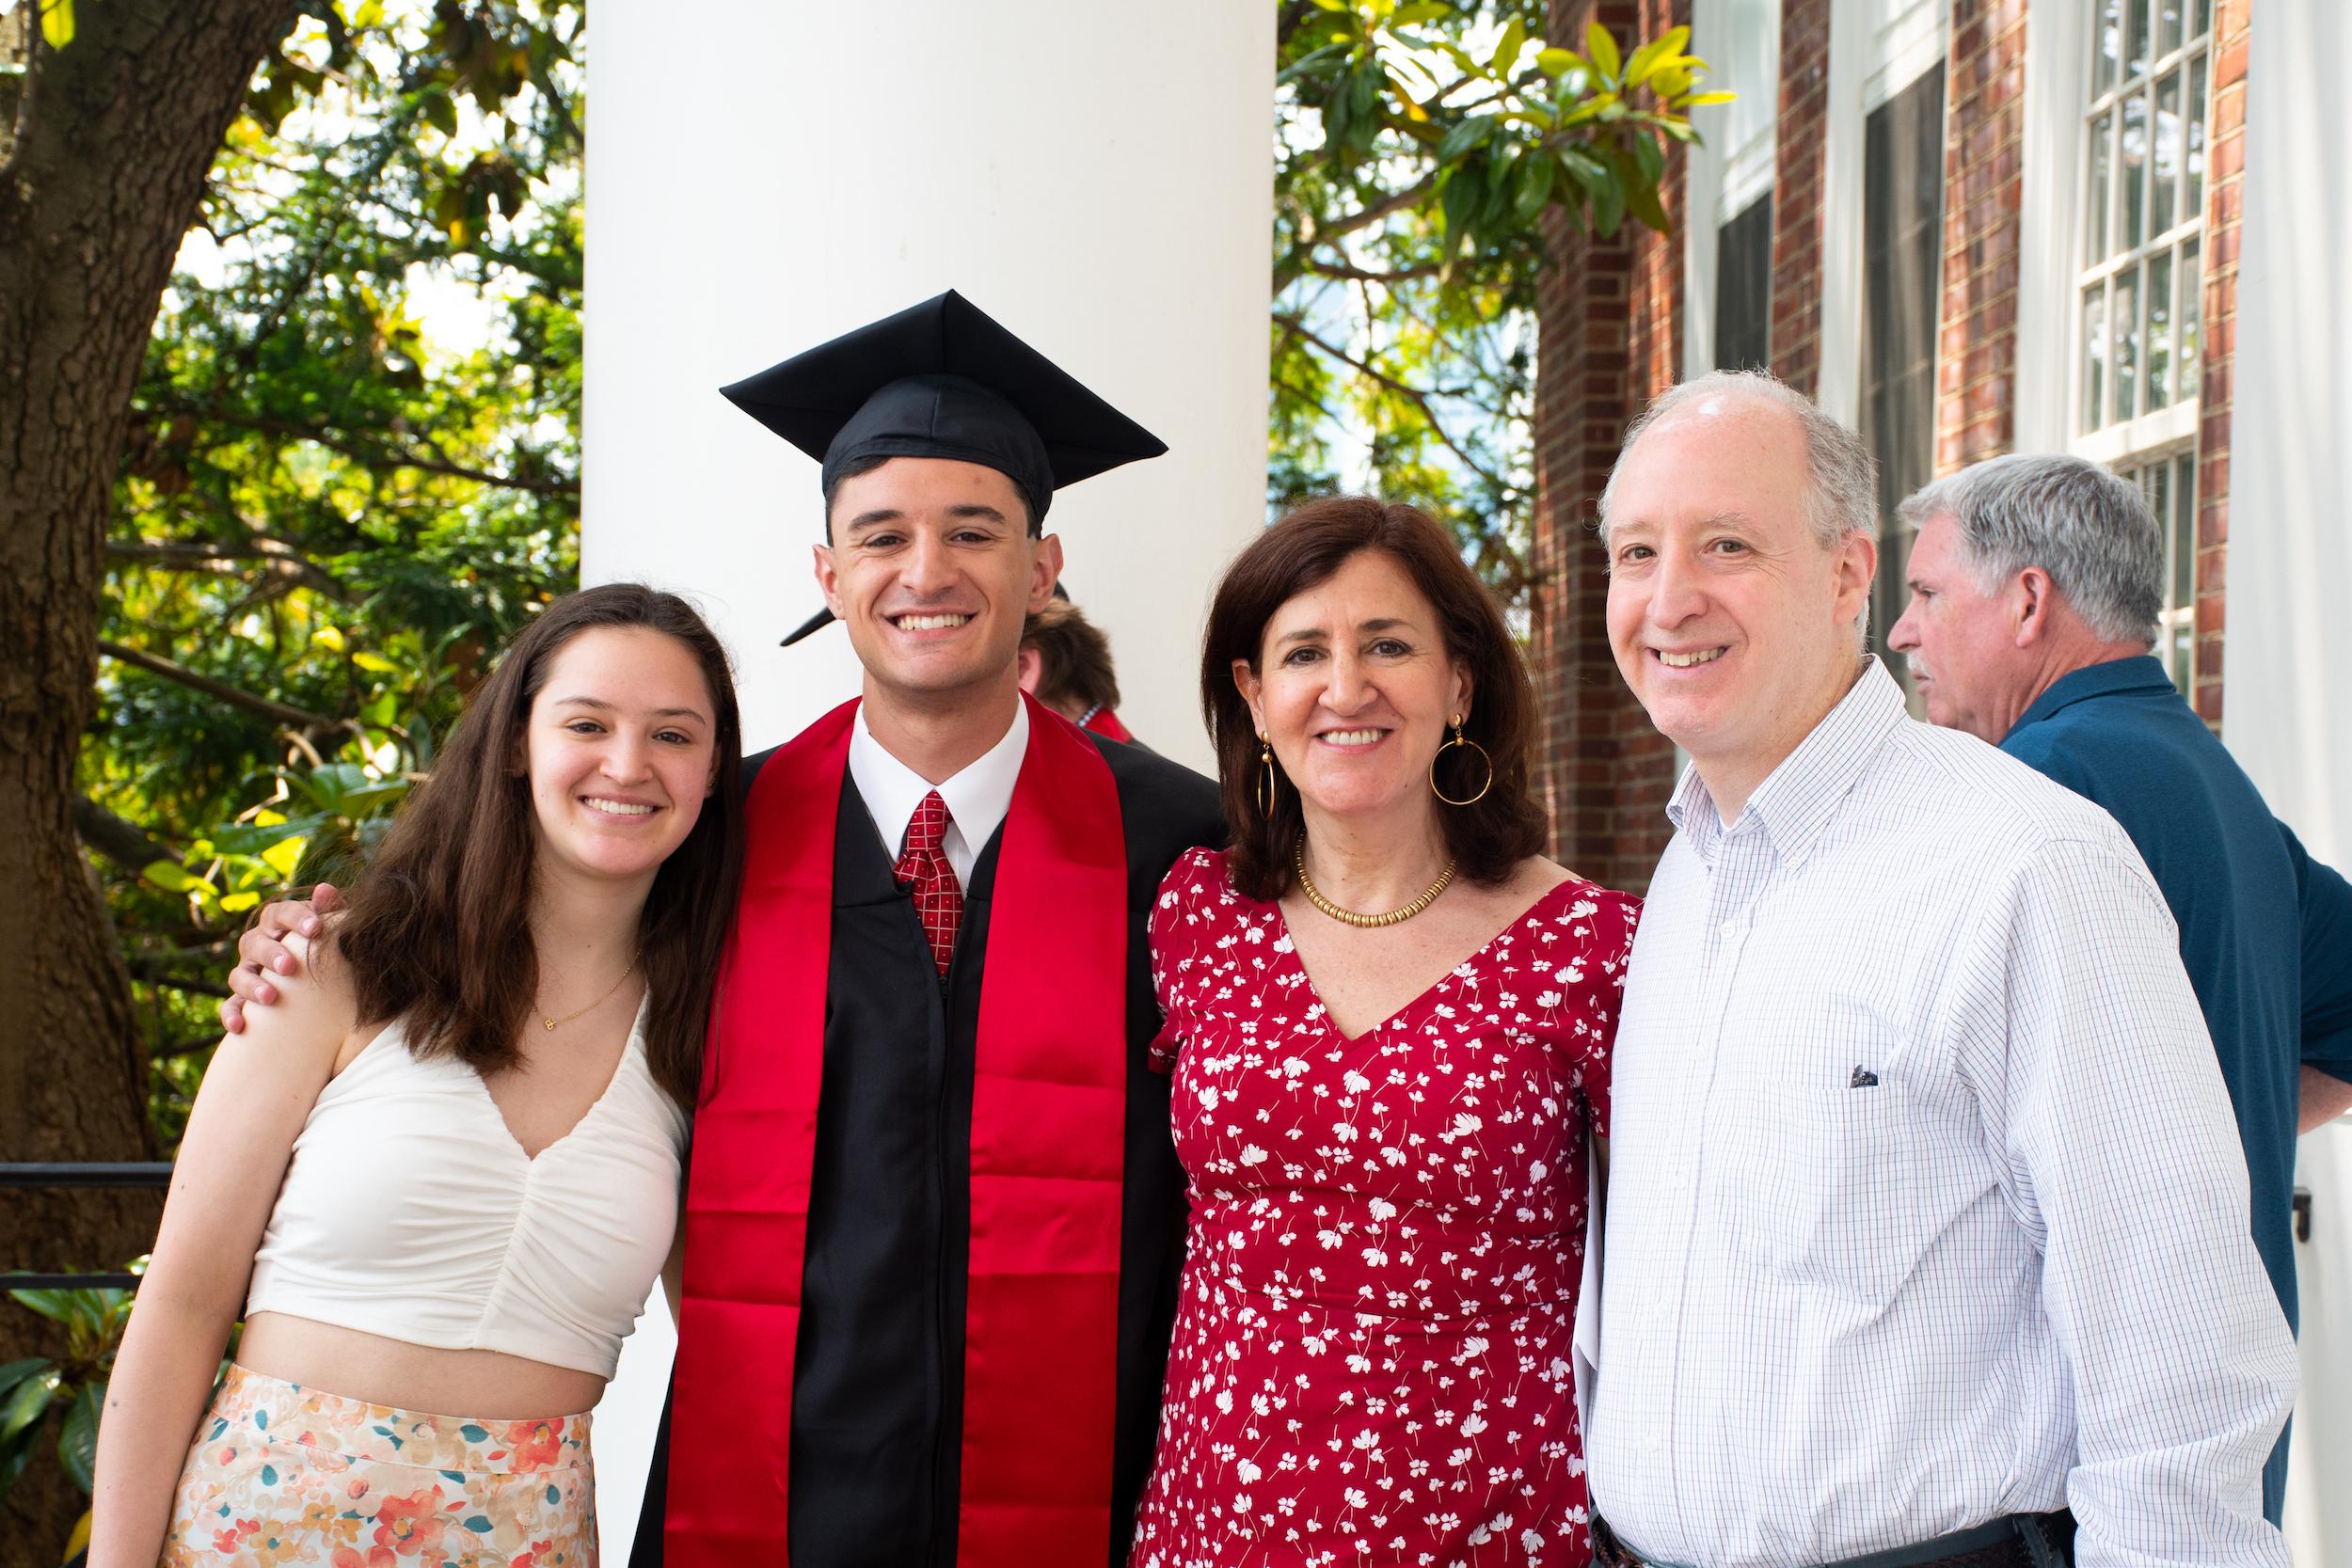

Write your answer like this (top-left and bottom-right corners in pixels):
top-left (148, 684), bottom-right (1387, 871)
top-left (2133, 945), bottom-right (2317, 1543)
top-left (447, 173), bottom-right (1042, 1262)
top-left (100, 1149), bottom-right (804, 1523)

top-left (1432, 713), bottom-right (1493, 807)
top-left (1255, 733), bottom-right (1279, 817)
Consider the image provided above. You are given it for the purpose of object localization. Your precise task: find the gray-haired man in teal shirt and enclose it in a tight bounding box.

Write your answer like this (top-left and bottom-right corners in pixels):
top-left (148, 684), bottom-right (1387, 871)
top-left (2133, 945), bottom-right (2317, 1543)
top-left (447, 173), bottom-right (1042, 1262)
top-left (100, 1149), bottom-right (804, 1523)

top-left (1887, 451), bottom-right (2352, 1523)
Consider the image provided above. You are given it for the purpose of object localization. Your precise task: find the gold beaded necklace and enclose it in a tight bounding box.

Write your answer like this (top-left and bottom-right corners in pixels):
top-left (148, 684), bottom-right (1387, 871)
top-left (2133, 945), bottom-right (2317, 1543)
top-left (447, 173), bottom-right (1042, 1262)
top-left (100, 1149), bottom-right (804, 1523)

top-left (539, 952), bottom-right (639, 1032)
top-left (1294, 836), bottom-right (1456, 928)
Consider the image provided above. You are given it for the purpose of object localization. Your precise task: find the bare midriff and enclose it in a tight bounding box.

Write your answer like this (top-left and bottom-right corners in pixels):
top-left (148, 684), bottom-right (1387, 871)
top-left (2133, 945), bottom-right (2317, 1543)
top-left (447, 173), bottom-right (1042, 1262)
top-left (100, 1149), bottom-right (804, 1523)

top-left (235, 1311), bottom-right (604, 1421)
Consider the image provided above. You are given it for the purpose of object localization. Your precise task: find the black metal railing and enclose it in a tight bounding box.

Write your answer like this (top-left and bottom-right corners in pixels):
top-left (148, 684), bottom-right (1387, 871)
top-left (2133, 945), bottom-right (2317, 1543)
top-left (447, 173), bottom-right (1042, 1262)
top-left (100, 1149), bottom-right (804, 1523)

top-left (0, 1162), bottom-right (171, 1290)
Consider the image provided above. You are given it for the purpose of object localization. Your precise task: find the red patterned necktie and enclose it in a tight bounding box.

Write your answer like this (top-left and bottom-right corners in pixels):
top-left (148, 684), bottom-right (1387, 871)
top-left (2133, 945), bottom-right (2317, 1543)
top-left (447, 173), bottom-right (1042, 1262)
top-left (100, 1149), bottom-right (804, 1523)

top-left (895, 789), bottom-right (963, 975)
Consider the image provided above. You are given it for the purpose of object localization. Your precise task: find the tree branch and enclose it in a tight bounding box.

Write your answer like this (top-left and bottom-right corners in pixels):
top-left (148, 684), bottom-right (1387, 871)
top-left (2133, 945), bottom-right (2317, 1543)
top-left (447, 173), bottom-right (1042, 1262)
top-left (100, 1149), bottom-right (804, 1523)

top-left (74, 797), bottom-right (176, 872)
top-left (144, 404), bottom-right (579, 498)
top-left (108, 539), bottom-right (353, 602)
top-left (1273, 311), bottom-right (1510, 492)
top-left (1299, 256), bottom-right (1452, 286)
top-left (123, 961), bottom-right (231, 1001)
top-left (98, 639), bottom-right (347, 733)
top-left (1279, 173), bottom-right (1442, 291)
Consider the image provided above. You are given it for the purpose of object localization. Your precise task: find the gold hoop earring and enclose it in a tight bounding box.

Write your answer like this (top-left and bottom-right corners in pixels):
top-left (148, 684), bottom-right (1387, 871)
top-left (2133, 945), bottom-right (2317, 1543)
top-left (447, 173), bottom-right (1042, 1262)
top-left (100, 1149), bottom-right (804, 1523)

top-left (1432, 713), bottom-right (1493, 807)
top-left (1255, 733), bottom-right (1279, 817)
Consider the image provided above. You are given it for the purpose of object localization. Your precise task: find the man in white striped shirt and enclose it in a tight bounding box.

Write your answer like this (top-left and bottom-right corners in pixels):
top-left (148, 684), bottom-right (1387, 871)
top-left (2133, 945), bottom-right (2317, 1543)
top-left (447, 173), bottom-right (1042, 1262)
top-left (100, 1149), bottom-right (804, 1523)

top-left (1584, 371), bottom-right (2295, 1568)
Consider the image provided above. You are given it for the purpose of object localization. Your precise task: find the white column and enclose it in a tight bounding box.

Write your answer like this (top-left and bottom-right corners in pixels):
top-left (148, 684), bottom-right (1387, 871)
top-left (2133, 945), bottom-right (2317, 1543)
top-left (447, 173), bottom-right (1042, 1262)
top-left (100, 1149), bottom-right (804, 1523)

top-left (580, 5), bottom-right (1275, 1557)
top-left (2224, 1), bottom-right (2352, 1557)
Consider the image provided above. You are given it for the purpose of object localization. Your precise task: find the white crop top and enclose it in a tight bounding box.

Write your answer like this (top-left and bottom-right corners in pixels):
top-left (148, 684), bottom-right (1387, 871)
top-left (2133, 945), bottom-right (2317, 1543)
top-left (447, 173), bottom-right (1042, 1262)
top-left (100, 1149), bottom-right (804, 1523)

top-left (245, 998), bottom-right (688, 1379)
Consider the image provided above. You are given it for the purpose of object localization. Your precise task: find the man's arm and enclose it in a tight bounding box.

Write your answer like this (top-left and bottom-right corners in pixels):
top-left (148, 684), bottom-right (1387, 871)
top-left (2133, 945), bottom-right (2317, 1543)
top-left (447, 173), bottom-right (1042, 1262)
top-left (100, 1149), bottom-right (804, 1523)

top-left (1955, 838), bottom-right (2295, 1568)
top-left (2277, 821), bottom-right (2352, 1131)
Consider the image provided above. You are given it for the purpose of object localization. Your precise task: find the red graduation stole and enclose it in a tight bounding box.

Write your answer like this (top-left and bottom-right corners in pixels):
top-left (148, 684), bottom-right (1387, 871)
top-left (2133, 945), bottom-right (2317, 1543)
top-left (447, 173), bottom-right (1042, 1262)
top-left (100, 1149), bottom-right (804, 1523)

top-left (666, 693), bottom-right (1130, 1567)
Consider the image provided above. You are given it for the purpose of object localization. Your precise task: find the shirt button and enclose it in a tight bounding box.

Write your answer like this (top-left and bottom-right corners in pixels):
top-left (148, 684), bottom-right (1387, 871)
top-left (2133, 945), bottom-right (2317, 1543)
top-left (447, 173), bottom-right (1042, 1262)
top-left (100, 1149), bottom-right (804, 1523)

top-left (1643, 1428), bottom-right (1662, 1453)
top-left (1718, 919), bottom-right (1741, 938)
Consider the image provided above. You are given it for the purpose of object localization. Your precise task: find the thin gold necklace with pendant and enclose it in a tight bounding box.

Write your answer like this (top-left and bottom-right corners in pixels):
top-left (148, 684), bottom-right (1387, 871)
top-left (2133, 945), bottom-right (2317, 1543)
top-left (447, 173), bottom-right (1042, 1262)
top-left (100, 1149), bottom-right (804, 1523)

top-left (540, 952), bottom-right (639, 1032)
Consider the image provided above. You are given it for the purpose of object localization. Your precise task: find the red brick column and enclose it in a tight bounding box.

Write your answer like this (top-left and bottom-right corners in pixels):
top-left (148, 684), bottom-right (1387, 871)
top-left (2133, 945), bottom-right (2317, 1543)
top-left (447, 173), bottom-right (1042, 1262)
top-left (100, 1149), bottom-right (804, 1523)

top-left (1934, 0), bottom-right (2027, 472)
top-left (1528, 0), bottom-right (1686, 895)
top-left (1770, 0), bottom-right (1835, 394)
top-left (2191, 0), bottom-right (2249, 727)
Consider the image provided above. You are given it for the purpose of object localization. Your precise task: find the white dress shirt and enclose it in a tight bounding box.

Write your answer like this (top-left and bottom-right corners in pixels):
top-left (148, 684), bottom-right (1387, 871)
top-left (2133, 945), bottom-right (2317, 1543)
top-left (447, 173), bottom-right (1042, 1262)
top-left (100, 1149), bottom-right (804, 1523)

top-left (846, 698), bottom-right (1028, 888)
top-left (1589, 660), bottom-right (2295, 1568)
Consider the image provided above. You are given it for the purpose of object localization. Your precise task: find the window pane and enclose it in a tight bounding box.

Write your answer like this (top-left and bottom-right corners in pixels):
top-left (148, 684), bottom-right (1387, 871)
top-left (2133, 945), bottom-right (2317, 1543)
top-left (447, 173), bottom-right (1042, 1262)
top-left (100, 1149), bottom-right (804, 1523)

top-left (2194, 0), bottom-right (2212, 40)
top-left (2153, 70), bottom-right (2180, 236)
top-left (2088, 110), bottom-right (2113, 263)
top-left (2115, 267), bottom-right (2140, 420)
top-left (2158, 0), bottom-right (2184, 56)
top-left (2084, 282), bottom-right (2108, 430)
top-left (2122, 89), bottom-right (2149, 248)
top-left (2097, 0), bottom-right (2123, 95)
top-left (2147, 252), bottom-right (2173, 407)
top-left (2171, 619), bottom-right (2194, 693)
top-left (2186, 53), bottom-right (2208, 220)
top-left (2180, 237), bottom-right (2202, 395)
top-left (2128, 0), bottom-right (2153, 82)
top-left (2173, 451), bottom-right (2198, 610)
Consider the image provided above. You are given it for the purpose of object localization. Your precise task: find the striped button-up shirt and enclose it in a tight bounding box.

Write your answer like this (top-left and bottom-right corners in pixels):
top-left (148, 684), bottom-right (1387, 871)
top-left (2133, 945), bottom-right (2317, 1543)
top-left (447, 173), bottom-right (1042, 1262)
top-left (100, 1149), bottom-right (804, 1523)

top-left (1588, 660), bottom-right (2295, 1568)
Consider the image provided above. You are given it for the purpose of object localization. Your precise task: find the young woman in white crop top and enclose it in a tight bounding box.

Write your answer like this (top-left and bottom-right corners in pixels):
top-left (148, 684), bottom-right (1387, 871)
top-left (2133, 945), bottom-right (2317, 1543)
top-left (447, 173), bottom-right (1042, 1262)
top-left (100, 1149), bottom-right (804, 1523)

top-left (88, 584), bottom-right (745, 1568)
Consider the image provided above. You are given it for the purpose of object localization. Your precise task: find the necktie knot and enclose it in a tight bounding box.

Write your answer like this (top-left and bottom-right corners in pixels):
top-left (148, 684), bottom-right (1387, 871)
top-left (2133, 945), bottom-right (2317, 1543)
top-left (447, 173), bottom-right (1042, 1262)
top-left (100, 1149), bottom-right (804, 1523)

top-left (906, 789), bottom-right (950, 854)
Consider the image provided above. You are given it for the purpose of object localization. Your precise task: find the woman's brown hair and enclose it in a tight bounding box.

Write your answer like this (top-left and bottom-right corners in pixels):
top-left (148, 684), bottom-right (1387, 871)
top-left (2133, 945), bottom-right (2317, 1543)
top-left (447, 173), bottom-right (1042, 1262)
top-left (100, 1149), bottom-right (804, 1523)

top-left (329, 583), bottom-right (745, 1106)
top-left (1203, 496), bottom-right (1546, 902)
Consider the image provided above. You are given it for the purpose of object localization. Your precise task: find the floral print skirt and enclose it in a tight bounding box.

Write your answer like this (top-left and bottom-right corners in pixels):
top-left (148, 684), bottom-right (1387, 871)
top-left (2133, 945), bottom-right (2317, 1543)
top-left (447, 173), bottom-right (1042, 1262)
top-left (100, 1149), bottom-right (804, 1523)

top-left (161, 1363), bottom-right (596, 1568)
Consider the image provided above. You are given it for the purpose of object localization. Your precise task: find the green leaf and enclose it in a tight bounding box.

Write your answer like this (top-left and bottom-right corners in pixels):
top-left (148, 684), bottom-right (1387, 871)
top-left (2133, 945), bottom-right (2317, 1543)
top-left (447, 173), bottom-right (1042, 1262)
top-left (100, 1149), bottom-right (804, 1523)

top-left (220, 891), bottom-right (262, 914)
top-left (38, 0), bottom-right (72, 50)
top-left (1512, 150), bottom-right (1555, 223)
top-left (0, 1361), bottom-right (48, 1403)
top-left (1626, 25), bottom-right (1692, 87)
top-left (1436, 114), bottom-right (1496, 163)
top-left (0, 1369), bottom-right (57, 1444)
top-left (57, 1383), bottom-right (100, 1495)
top-left (1535, 47), bottom-right (1581, 77)
top-left (1391, 1), bottom-right (1451, 24)
top-left (1681, 89), bottom-right (1739, 108)
top-left (1584, 22), bottom-right (1623, 83)
top-left (140, 861), bottom-right (218, 895)
top-left (351, 650), bottom-right (401, 673)
top-left (1488, 18), bottom-right (1526, 74)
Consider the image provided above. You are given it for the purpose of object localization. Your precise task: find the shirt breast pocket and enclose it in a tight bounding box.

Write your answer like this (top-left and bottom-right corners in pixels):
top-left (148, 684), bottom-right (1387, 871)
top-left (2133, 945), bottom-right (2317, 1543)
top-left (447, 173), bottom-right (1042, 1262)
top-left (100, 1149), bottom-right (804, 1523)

top-left (1727, 1079), bottom-right (1918, 1307)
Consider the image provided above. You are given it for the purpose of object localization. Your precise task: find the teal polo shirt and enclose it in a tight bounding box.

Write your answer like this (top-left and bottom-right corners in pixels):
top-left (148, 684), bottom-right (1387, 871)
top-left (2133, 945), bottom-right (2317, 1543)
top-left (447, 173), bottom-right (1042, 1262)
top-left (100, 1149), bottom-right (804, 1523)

top-left (2001, 654), bottom-right (2352, 1520)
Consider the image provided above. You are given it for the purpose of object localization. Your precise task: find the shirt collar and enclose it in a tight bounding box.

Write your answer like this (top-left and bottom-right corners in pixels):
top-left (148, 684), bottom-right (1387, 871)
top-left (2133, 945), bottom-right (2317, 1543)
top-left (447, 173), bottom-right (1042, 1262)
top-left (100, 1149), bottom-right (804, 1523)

top-left (2004, 654), bottom-right (2175, 738)
top-left (848, 697), bottom-right (1029, 861)
top-left (1668, 657), bottom-right (1908, 865)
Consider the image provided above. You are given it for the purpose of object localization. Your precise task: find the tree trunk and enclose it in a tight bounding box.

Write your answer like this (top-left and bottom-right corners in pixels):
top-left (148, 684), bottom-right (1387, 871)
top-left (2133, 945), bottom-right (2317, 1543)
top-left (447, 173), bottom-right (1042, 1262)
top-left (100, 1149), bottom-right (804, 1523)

top-left (0, 5), bottom-right (290, 1560)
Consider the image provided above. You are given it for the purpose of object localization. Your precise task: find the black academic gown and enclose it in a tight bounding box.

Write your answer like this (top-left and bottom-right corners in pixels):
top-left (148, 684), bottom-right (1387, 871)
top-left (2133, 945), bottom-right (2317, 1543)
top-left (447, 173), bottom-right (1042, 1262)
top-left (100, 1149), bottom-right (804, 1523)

top-left (634, 730), bottom-right (1224, 1568)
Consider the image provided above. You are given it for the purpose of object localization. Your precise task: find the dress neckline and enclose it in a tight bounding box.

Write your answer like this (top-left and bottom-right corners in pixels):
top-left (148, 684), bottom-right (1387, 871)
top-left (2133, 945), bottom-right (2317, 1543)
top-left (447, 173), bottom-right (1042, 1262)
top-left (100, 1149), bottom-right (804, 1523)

top-left (1269, 872), bottom-right (1592, 1047)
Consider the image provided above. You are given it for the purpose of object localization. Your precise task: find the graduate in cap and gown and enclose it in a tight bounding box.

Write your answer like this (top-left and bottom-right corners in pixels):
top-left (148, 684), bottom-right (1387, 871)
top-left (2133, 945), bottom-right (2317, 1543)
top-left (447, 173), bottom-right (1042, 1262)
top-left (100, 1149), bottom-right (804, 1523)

top-left (642, 291), bottom-right (1225, 1568)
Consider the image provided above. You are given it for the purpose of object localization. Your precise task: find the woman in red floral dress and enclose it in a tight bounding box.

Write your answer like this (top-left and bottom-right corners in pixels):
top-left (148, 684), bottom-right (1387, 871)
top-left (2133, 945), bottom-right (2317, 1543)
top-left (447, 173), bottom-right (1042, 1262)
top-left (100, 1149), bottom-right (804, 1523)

top-left (1132, 499), bottom-right (1639, 1568)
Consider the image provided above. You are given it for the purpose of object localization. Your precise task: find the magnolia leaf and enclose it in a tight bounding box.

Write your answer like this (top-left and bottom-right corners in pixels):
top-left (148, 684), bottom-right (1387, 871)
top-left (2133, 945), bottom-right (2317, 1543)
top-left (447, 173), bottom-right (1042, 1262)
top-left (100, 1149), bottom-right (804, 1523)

top-left (1488, 18), bottom-right (1526, 74)
top-left (0, 1369), bottom-right (57, 1444)
top-left (0, 1361), bottom-right (45, 1401)
top-left (1535, 47), bottom-right (1581, 77)
top-left (220, 892), bottom-right (262, 913)
top-left (1512, 151), bottom-right (1554, 223)
top-left (38, 0), bottom-right (71, 49)
top-left (1681, 89), bottom-right (1738, 107)
top-left (262, 836), bottom-right (308, 880)
top-left (57, 1384), bottom-right (100, 1494)
top-left (140, 861), bottom-right (217, 895)
top-left (1436, 114), bottom-right (1496, 162)
top-left (1584, 22), bottom-right (1623, 82)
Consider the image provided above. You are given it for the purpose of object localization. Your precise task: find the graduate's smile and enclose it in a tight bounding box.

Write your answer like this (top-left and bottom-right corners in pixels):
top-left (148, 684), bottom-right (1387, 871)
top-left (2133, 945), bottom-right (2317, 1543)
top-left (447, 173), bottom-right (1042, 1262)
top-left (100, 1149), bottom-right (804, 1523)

top-left (887, 610), bottom-right (976, 636)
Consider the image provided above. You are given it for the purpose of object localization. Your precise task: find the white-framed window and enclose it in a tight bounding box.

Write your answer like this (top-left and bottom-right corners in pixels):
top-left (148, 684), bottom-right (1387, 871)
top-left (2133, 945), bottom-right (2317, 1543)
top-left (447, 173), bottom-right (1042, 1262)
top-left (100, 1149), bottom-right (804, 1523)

top-left (2122, 445), bottom-right (2200, 692)
top-left (1683, 0), bottom-right (1783, 374)
top-left (2077, 0), bottom-right (2210, 453)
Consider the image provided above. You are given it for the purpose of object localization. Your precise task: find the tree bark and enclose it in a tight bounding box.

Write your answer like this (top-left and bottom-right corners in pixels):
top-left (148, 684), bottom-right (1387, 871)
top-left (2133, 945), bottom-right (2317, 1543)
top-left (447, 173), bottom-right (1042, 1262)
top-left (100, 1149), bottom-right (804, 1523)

top-left (0, 6), bottom-right (291, 1560)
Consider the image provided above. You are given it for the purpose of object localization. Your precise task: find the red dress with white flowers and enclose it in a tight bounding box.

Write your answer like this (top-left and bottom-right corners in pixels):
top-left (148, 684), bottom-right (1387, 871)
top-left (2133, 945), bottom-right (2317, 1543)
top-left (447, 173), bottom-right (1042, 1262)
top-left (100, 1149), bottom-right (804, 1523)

top-left (1131, 848), bottom-right (1639, 1568)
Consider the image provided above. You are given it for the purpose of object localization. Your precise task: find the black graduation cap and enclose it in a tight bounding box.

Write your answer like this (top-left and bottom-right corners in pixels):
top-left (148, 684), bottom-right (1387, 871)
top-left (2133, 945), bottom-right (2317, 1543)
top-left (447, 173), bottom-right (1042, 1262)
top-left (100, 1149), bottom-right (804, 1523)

top-left (724, 290), bottom-right (1167, 644)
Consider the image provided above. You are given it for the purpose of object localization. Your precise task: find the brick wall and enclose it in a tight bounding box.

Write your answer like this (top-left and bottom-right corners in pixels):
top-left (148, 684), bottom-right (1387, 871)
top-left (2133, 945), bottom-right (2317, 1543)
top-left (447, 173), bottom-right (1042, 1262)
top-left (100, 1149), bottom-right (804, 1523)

top-left (1770, 0), bottom-right (1835, 393)
top-left (1528, 0), bottom-right (1687, 895)
top-left (2192, 0), bottom-right (2249, 727)
top-left (1933, 0), bottom-right (2026, 472)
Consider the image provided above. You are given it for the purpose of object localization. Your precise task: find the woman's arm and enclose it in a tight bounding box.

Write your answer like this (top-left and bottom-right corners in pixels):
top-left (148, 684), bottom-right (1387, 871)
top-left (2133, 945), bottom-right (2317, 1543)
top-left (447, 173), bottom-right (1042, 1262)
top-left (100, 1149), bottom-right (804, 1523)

top-left (87, 948), bottom-right (356, 1568)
